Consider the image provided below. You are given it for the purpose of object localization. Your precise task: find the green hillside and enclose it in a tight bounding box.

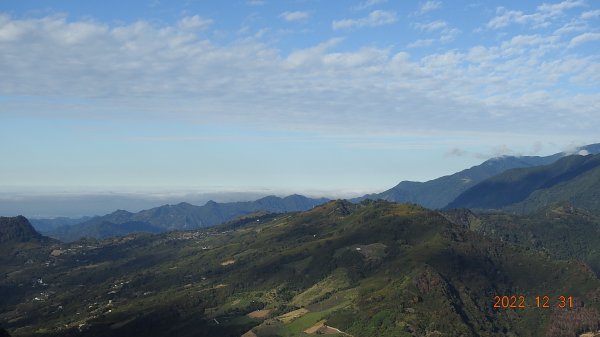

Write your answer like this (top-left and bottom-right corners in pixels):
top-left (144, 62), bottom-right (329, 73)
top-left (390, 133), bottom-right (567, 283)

top-left (447, 205), bottom-right (600, 277)
top-left (358, 144), bottom-right (600, 210)
top-left (446, 154), bottom-right (600, 212)
top-left (2, 202), bottom-right (600, 337)
top-left (354, 155), bottom-right (561, 209)
top-left (509, 166), bottom-right (600, 213)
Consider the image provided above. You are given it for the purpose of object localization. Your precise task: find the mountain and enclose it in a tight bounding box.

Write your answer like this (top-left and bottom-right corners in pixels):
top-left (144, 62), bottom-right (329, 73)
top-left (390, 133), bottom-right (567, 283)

top-left (0, 215), bottom-right (44, 243)
top-left (2, 202), bottom-right (600, 337)
top-left (48, 220), bottom-right (166, 242)
top-left (509, 163), bottom-right (600, 214)
top-left (443, 204), bottom-right (600, 275)
top-left (355, 143), bottom-right (600, 209)
top-left (47, 194), bottom-right (329, 241)
top-left (29, 216), bottom-right (91, 233)
top-left (446, 153), bottom-right (600, 212)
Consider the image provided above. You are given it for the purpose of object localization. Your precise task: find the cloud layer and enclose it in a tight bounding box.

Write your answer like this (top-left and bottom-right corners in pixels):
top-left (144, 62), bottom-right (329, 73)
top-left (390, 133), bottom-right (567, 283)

top-left (332, 10), bottom-right (398, 30)
top-left (0, 8), bottom-right (599, 138)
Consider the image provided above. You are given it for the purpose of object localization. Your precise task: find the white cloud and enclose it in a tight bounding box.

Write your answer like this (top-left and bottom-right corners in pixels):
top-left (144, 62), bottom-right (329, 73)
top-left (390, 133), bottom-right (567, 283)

top-left (409, 21), bottom-right (460, 46)
top-left (285, 38), bottom-right (343, 68)
top-left (422, 51), bottom-right (463, 68)
top-left (0, 13), bottom-right (599, 140)
top-left (487, 1), bottom-right (586, 29)
top-left (487, 8), bottom-right (545, 29)
top-left (332, 10), bottom-right (397, 30)
top-left (280, 11), bottom-right (310, 22)
top-left (407, 39), bottom-right (435, 48)
top-left (537, 0), bottom-right (585, 15)
top-left (569, 32), bottom-right (600, 47)
top-left (581, 10), bottom-right (600, 19)
top-left (177, 15), bottom-right (213, 30)
top-left (467, 46), bottom-right (497, 63)
top-left (440, 28), bottom-right (460, 43)
top-left (414, 20), bottom-right (447, 32)
top-left (420, 1), bottom-right (442, 13)
top-left (354, 0), bottom-right (388, 10)
top-left (578, 149), bottom-right (590, 155)
top-left (499, 34), bottom-right (550, 56)
top-left (554, 21), bottom-right (588, 35)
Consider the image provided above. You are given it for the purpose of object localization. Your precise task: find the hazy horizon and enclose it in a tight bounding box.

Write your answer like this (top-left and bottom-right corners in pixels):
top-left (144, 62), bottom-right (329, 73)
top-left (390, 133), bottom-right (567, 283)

top-left (2, 141), bottom-right (597, 218)
top-left (2, 0), bottom-right (600, 216)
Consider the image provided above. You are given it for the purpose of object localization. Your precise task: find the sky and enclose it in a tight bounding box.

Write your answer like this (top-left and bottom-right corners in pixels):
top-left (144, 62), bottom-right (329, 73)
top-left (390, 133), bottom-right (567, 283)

top-left (1, 0), bottom-right (600, 216)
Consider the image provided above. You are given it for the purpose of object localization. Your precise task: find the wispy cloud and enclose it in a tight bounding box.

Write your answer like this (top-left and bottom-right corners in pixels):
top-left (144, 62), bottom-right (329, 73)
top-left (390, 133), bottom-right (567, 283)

top-left (332, 10), bottom-right (397, 30)
top-left (407, 39), bottom-right (435, 48)
top-left (446, 147), bottom-right (467, 157)
top-left (414, 20), bottom-right (447, 32)
top-left (581, 9), bottom-right (600, 19)
top-left (487, 0), bottom-right (586, 29)
top-left (353, 0), bottom-right (388, 10)
top-left (0, 13), bottom-right (599, 140)
top-left (569, 32), bottom-right (600, 47)
top-left (177, 15), bottom-right (213, 30)
top-left (554, 20), bottom-right (588, 35)
top-left (280, 11), bottom-right (310, 22)
top-left (472, 144), bottom-right (518, 159)
top-left (285, 38), bottom-right (344, 67)
top-left (420, 1), bottom-right (442, 14)
top-left (537, 0), bottom-right (585, 15)
top-left (409, 20), bottom-right (460, 47)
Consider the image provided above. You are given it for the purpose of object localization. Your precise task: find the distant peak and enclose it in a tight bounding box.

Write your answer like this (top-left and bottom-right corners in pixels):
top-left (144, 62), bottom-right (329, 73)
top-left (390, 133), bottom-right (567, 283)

top-left (284, 194), bottom-right (306, 200)
top-left (257, 195), bottom-right (281, 202)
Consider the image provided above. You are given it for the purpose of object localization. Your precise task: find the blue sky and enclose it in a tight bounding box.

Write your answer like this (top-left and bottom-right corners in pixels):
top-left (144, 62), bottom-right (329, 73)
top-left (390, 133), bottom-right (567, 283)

top-left (1, 0), bottom-right (600, 207)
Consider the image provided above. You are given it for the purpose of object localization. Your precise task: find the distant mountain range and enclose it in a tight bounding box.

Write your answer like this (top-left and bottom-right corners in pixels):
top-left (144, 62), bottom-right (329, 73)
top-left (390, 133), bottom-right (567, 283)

top-left (447, 153), bottom-right (600, 212)
top-left (353, 143), bottom-right (600, 209)
top-left (29, 216), bottom-right (91, 232)
top-left (28, 143), bottom-right (600, 242)
top-left (41, 194), bottom-right (329, 241)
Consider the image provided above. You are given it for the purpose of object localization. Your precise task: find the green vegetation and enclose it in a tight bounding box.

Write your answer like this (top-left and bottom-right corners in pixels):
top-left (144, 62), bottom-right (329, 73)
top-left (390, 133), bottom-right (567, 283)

top-left (451, 205), bottom-right (600, 276)
top-left (3, 201), bottom-right (600, 336)
top-left (446, 153), bottom-right (600, 212)
top-left (354, 151), bottom-right (571, 209)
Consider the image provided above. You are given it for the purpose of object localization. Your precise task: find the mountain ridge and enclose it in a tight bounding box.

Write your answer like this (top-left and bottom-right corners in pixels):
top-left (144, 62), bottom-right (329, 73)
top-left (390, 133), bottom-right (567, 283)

top-left (354, 143), bottom-right (600, 209)
top-left (45, 194), bottom-right (329, 241)
top-left (446, 153), bottom-right (600, 212)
